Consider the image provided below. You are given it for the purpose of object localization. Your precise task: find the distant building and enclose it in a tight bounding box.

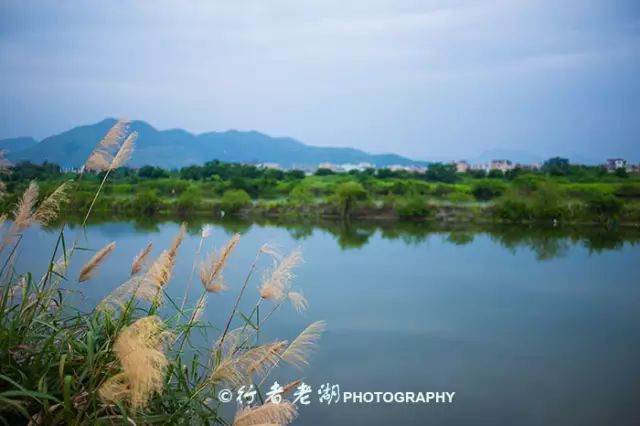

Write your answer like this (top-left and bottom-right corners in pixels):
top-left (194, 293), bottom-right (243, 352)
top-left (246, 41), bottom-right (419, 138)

top-left (489, 160), bottom-right (514, 172)
top-left (455, 160), bottom-right (469, 173)
top-left (340, 162), bottom-right (374, 172)
top-left (318, 162), bottom-right (338, 172)
top-left (388, 164), bottom-right (426, 173)
top-left (606, 158), bottom-right (627, 171)
top-left (257, 162), bottom-right (282, 170)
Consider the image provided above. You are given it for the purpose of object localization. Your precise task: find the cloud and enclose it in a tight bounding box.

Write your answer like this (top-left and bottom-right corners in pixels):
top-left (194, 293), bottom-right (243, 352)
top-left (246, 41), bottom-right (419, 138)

top-left (0, 0), bottom-right (639, 161)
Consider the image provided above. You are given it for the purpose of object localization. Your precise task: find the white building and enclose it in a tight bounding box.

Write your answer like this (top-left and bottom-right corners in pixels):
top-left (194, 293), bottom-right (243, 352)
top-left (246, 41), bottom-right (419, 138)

top-left (606, 158), bottom-right (627, 171)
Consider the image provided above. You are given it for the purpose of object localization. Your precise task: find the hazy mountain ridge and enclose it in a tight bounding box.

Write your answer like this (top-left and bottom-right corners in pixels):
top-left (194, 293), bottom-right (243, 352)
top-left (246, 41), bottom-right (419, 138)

top-left (3, 119), bottom-right (425, 169)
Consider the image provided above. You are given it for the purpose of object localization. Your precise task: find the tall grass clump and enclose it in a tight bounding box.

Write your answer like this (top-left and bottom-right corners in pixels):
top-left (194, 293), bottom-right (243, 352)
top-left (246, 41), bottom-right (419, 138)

top-left (0, 121), bottom-right (324, 425)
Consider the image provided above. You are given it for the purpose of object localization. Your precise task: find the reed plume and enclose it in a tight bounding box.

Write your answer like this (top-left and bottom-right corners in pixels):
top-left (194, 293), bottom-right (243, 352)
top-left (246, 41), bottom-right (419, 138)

top-left (111, 132), bottom-right (137, 169)
top-left (130, 243), bottom-right (153, 275)
top-left (99, 316), bottom-right (172, 409)
top-left (100, 232), bottom-right (180, 309)
top-left (260, 243), bottom-right (283, 260)
top-left (78, 241), bottom-right (116, 282)
top-left (34, 181), bottom-right (69, 225)
top-left (168, 223), bottom-right (186, 258)
top-left (287, 291), bottom-right (308, 312)
top-left (12, 181), bottom-right (38, 231)
top-left (200, 233), bottom-right (240, 293)
top-left (84, 119), bottom-right (129, 171)
top-left (280, 321), bottom-right (325, 369)
top-left (260, 248), bottom-right (302, 301)
top-left (210, 341), bottom-right (287, 388)
top-left (233, 401), bottom-right (297, 426)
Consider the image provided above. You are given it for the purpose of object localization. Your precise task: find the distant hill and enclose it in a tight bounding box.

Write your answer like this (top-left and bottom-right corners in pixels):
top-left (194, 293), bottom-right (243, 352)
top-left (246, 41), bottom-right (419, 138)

top-left (0, 137), bottom-right (38, 154)
top-left (3, 119), bottom-right (426, 169)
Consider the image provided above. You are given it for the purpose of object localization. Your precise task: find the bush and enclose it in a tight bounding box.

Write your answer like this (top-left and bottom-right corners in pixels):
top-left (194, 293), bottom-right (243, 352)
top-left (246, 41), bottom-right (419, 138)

top-left (494, 196), bottom-right (530, 222)
top-left (586, 193), bottom-right (623, 217)
top-left (530, 183), bottom-right (564, 219)
top-left (220, 189), bottom-right (251, 213)
top-left (133, 190), bottom-right (161, 214)
top-left (176, 186), bottom-right (202, 212)
top-left (431, 184), bottom-right (453, 197)
top-left (472, 181), bottom-right (506, 201)
top-left (395, 196), bottom-right (430, 218)
top-left (288, 184), bottom-right (313, 205)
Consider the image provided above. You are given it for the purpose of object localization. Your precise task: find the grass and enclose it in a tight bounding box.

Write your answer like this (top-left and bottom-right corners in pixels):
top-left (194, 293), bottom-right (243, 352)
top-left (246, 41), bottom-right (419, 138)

top-left (0, 120), bottom-right (323, 425)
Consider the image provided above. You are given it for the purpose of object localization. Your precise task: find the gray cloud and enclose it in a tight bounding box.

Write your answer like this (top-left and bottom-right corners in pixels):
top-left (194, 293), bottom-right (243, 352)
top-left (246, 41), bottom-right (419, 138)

top-left (1, 0), bottom-right (639, 162)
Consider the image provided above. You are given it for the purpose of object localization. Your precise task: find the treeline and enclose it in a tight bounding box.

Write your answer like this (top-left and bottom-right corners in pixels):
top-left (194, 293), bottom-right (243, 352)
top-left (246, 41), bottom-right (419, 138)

top-left (1, 159), bottom-right (639, 225)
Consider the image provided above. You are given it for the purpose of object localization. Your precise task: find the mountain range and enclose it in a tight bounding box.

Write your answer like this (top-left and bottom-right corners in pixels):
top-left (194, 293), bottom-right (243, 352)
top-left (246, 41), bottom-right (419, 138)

top-left (1, 119), bottom-right (426, 169)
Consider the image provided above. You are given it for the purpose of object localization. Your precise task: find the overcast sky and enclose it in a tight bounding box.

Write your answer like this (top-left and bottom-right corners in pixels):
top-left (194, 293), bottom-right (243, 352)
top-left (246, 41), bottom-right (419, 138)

top-left (1, 0), bottom-right (639, 162)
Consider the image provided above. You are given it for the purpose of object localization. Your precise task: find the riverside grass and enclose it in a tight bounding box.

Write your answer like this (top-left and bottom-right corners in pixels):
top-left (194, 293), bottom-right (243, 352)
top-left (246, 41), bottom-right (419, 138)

top-left (0, 121), bottom-right (323, 425)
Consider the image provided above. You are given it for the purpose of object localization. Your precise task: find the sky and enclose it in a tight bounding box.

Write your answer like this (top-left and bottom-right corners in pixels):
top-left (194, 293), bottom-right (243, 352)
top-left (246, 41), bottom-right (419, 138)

top-left (0, 0), bottom-right (639, 163)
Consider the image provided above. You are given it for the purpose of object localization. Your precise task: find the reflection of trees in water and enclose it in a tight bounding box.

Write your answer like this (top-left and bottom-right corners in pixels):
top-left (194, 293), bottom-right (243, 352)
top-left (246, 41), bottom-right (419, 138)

top-left (446, 231), bottom-right (475, 246)
top-left (55, 213), bottom-right (640, 260)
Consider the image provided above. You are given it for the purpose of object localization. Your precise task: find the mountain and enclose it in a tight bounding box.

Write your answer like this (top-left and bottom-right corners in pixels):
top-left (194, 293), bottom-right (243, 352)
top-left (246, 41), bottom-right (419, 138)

top-left (0, 137), bottom-right (38, 154)
top-left (3, 119), bottom-right (425, 169)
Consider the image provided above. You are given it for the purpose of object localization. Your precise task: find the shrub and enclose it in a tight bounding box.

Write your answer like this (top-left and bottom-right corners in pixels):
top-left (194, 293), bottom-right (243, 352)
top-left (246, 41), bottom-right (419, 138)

top-left (494, 196), bottom-right (530, 222)
top-left (288, 184), bottom-right (313, 205)
top-left (220, 189), bottom-right (251, 213)
top-left (176, 186), bottom-right (202, 212)
top-left (530, 183), bottom-right (564, 219)
top-left (395, 196), bottom-right (430, 218)
top-left (133, 190), bottom-right (161, 214)
top-left (586, 193), bottom-right (623, 217)
top-left (472, 181), bottom-right (506, 201)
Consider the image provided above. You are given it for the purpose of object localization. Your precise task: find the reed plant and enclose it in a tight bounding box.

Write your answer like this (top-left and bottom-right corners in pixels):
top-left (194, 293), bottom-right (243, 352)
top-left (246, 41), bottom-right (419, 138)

top-left (0, 121), bottom-right (323, 425)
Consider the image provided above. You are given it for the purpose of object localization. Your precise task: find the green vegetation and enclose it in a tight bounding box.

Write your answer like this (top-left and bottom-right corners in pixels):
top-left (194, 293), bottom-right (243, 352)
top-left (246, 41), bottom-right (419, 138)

top-left (2, 158), bottom-right (640, 226)
top-left (0, 125), bottom-right (321, 425)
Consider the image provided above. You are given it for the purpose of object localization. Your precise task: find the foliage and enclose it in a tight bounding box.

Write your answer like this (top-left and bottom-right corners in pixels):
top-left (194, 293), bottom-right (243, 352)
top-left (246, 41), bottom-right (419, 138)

top-left (0, 124), bottom-right (322, 425)
top-left (333, 182), bottom-right (368, 217)
top-left (133, 190), bottom-right (161, 214)
top-left (585, 193), bottom-right (623, 217)
top-left (395, 195), bottom-right (430, 218)
top-left (176, 186), bottom-right (202, 213)
top-left (219, 189), bottom-right (251, 213)
top-left (542, 157), bottom-right (570, 176)
top-left (471, 180), bottom-right (506, 201)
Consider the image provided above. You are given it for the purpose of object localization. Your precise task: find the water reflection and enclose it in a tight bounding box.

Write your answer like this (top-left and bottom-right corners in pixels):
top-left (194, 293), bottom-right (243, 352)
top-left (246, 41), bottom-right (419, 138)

top-left (54, 214), bottom-right (640, 261)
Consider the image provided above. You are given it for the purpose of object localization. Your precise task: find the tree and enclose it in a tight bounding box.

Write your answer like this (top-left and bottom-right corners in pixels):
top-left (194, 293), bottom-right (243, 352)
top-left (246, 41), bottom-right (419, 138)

top-left (424, 163), bottom-right (458, 183)
top-left (138, 165), bottom-right (168, 179)
top-left (315, 168), bottom-right (334, 176)
top-left (334, 181), bottom-right (368, 217)
top-left (542, 157), bottom-right (570, 176)
top-left (488, 169), bottom-right (504, 179)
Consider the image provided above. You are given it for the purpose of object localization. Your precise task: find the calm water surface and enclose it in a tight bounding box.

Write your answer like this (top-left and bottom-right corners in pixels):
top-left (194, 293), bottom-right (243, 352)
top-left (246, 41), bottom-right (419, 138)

top-left (12, 219), bottom-right (640, 425)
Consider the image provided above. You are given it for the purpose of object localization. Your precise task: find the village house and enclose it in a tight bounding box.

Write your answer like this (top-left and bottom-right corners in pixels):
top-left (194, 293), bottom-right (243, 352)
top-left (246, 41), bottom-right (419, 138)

top-left (606, 158), bottom-right (627, 171)
top-left (489, 159), bottom-right (514, 172)
top-left (455, 160), bottom-right (470, 173)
